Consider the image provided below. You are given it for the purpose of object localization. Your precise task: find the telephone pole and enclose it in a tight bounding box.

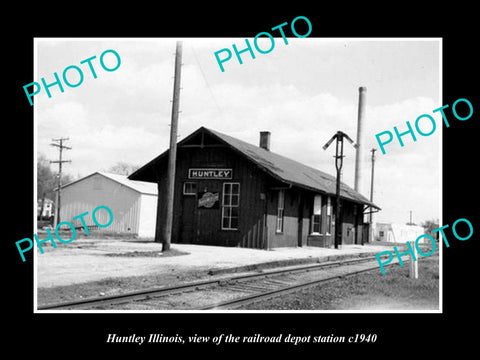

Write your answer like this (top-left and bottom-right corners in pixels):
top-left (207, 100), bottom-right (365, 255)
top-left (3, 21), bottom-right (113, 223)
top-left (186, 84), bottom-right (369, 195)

top-left (159, 40), bottom-right (183, 251)
top-left (369, 148), bottom-right (376, 241)
top-left (50, 137), bottom-right (71, 228)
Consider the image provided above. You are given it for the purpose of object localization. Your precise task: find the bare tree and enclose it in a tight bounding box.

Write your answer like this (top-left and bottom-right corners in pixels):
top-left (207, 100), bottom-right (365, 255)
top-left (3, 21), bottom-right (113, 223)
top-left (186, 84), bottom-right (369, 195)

top-left (37, 153), bottom-right (56, 201)
top-left (37, 152), bottom-right (76, 219)
top-left (422, 219), bottom-right (440, 240)
top-left (107, 161), bottom-right (141, 176)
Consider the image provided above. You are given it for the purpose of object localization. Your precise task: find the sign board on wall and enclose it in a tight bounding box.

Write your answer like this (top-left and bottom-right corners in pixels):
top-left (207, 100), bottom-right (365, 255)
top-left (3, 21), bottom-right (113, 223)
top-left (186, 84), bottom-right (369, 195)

top-left (198, 192), bottom-right (219, 209)
top-left (188, 168), bottom-right (232, 179)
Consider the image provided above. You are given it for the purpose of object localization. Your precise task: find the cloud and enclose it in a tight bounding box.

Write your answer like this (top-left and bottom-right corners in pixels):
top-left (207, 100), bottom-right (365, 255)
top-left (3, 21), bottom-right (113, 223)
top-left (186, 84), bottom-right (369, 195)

top-left (177, 80), bottom-right (441, 224)
top-left (37, 100), bottom-right (166, 178)
top-left (35, 38), bottom-right (441, 226)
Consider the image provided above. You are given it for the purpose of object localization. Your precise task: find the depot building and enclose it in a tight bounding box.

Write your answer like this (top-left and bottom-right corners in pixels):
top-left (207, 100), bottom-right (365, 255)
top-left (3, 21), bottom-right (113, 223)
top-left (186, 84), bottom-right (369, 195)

top-left (129, 127), bottom-right (380, 249)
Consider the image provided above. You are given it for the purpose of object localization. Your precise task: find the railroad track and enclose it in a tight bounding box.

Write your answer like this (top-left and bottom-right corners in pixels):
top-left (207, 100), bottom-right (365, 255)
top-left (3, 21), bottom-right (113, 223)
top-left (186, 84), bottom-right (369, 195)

top-left (38, 253), bottom-right (437, 311)
top-left (200, 256), bottom-right (424, 310)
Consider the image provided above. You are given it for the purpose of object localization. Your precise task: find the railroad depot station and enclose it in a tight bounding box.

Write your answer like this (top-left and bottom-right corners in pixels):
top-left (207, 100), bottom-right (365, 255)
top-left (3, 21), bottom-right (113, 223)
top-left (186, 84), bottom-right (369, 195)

top-left (129, 126), bottom-right (380, 249)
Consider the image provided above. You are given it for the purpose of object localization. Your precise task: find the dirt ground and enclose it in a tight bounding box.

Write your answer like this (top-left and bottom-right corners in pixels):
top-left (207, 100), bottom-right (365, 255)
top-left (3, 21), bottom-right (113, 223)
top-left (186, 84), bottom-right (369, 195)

top-left (35, 237), bottom-right (433, 309)
top-left (35, 237), bottom-right (394, 286)
top-left (239, 255), bottom-right (440, 311)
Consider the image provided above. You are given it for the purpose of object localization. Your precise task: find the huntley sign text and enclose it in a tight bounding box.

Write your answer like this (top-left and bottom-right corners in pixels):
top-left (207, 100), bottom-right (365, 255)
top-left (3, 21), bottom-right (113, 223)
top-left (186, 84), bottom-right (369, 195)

top-left (188, 168), bottom-right (233, 179)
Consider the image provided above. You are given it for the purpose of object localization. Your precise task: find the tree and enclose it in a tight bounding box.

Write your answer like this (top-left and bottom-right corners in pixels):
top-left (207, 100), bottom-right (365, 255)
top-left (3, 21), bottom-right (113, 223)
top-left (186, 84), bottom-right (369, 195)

top-left (37, 153), bottom-right (77, 219)
top-left (38, 153), bottom-right (77, 198)
top-left (422, 219), bottom-right (440, 240)
top-left (37, 153), bottom-right (56, 201)
top-left (107, 161), bottom-right (141, 176)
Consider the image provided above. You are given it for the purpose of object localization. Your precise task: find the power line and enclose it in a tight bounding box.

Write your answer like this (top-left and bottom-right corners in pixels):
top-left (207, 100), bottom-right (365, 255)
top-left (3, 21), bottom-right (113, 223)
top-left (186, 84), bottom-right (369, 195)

top-left (190, 44), bottom-right (226, 121)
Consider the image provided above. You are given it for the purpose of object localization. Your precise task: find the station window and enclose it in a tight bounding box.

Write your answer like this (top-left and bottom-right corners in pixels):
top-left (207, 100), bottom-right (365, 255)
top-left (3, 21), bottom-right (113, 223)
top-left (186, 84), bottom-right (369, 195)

top-left (311, 195), bottom-right (322, 234)
top-left (222, 182), bottom-right (240, 230)
top-left (183, 182), bottom-right (197, 195)
top-left (276, 190), bottom-right (285, 233)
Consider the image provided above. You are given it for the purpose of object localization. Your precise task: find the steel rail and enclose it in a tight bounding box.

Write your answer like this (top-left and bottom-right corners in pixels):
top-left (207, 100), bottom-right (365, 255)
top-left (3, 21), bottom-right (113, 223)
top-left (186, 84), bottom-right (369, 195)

top-left (201, 254), bottom-right (439, 310)
top-left (37, 254), bottom-right (380, 310)
top-left (200, 262), bottom-right (392, 310)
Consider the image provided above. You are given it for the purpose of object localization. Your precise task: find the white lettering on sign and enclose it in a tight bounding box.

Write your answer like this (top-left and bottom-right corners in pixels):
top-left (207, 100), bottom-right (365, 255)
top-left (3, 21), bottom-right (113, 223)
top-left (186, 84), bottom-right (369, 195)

top-left (188, 168), bottom-right (232, 179)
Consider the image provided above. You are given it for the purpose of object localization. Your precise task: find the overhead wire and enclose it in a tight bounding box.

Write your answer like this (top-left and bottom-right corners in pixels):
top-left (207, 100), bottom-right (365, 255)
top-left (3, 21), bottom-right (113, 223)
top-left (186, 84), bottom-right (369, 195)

top-left (189, 43), bottom-right (227, 123)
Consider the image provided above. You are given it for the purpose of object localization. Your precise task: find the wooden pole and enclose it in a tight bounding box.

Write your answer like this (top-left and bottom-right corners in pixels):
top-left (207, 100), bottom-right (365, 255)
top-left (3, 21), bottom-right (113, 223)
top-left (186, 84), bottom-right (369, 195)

top-left (50, 137), bottom-right (71, 228)
top-left (161, 41), bottom-right (183, 252)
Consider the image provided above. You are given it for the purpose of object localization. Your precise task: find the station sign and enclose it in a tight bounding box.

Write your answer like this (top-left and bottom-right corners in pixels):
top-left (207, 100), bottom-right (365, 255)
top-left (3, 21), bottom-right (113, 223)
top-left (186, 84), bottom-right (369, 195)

top-left (188, 168), bottom-right (232, 180)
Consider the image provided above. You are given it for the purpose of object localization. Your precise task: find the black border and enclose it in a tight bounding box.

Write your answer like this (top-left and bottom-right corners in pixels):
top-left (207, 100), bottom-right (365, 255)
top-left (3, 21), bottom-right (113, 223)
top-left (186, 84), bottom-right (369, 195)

top-left (7, 5), bottom-right (478, 355)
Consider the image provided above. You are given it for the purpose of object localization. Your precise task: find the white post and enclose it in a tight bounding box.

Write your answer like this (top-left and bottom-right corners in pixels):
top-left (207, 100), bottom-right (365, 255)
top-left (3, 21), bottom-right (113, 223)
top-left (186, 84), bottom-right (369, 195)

top-left (409, 240), bottom-right (418, 279)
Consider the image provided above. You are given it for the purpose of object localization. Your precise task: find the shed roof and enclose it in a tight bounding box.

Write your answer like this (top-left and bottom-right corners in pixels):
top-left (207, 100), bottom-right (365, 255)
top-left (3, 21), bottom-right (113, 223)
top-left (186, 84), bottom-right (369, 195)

top-left (60, 171), bottom-right (158, 195)
top-left (129, 127), bottom-right (379, 209)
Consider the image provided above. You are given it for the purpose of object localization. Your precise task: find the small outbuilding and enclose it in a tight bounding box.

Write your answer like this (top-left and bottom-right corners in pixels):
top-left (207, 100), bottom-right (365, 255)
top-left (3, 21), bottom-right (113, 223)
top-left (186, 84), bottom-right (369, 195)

top-left (58, 172), bottom-right (158, 237)
top-left (374, 223), bottom-right (426, 244)
top-left (129, 127), bottom-right (380, 248)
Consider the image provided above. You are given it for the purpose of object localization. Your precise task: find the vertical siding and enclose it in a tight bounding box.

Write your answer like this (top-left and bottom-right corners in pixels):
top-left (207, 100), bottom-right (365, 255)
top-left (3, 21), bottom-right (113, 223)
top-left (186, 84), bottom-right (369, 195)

top-left (138, 194), bottom-right (158, 238)
top-left (266, 188), bottom-right (299, 248)
top-left (341, 202), bottom-right (358, 245)
top-left (156, 139), bottom-right (269, 249)
top-left (151, 131), bottom-right (369, 249)
top-left (59, 173), bottom-right (141, 235)
top-left (237, 160), bottom-right (267, 249)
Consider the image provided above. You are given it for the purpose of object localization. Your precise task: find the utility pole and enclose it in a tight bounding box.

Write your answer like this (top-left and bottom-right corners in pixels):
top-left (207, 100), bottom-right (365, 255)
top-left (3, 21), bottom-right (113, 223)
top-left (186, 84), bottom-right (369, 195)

top-left (323, 131), bottom-right (358, 249)
top-left (50, 137), bottom-right (71, 228)
top-left (160, 40), bottom-right (183, 252)
top-left (369, 148), bottom-right (376, 241)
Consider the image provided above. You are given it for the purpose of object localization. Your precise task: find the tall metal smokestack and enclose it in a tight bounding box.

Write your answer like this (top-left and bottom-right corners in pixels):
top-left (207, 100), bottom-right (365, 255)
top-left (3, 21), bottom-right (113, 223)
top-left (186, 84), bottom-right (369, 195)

top-left (354, 86), bottom-right (367, 194)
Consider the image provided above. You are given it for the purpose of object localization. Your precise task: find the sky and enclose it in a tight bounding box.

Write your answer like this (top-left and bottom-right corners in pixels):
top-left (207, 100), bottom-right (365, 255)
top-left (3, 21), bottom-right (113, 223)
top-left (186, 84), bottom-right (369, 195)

top-left (35, 37), bottom-right (441, 225)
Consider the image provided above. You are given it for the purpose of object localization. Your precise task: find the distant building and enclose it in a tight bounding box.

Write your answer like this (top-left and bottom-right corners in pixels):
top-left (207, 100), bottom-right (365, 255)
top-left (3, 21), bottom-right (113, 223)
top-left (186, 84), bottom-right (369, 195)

top-left (129, 127), bottom-right (380, 249)
top-left (375, 223), bottom-right (426, 243)
top-left (37, 198), bottom-right (54, 219)
top-left (58, 172), bottom-right (158, 237)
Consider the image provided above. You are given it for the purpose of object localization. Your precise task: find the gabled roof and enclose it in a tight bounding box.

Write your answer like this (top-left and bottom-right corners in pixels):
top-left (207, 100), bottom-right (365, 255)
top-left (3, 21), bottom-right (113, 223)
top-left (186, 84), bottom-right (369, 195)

top-left (129, 127), bottom-right (379, 209)
top-left (60, 171), bottom-right (158, 195)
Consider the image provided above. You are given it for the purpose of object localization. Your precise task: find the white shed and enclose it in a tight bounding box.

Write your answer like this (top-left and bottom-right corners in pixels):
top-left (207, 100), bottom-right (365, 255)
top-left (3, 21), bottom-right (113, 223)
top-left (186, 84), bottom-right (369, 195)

top-left (375, 223), bottom-right (426, 244)
top-left (58, 172), bottom-right (158, 238)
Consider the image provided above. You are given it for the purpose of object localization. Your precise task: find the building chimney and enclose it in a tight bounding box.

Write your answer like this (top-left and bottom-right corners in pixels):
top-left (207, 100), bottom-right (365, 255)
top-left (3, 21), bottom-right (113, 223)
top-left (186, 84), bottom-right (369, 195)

top-left (354, 86), bottom-right (367, 194)
top-left (259, 131), bottom-right (271, 151)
